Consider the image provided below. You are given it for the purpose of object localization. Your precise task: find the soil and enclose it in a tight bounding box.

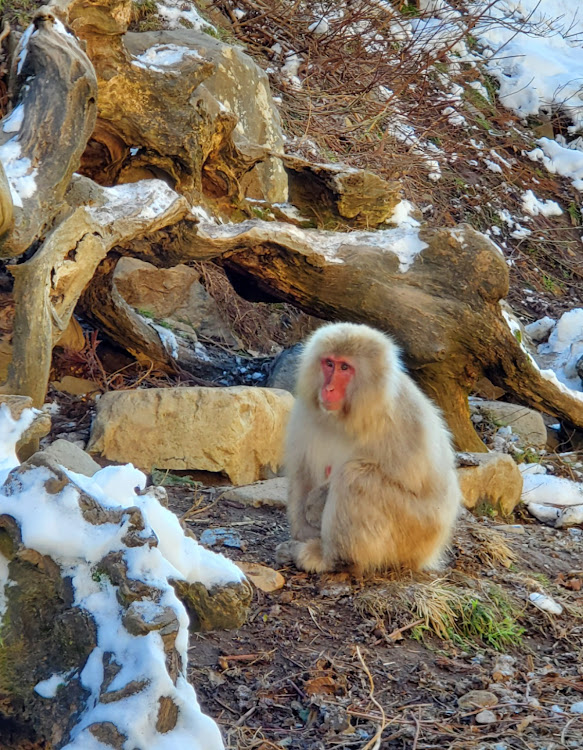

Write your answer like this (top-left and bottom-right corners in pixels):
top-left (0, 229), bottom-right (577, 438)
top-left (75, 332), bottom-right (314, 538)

top-left (161, 484), bottom-right (583, 750)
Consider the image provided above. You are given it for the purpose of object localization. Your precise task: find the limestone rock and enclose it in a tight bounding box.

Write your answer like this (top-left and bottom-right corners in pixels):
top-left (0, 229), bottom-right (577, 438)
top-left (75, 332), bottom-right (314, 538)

top-left (172, 579), bottom-right (253, 631)
top-left (40, 439), bottom-right (101, 476)
top-left (283, 155), bottom-right (400, 227)
top-left (457, 452), bottom-right (523, 516)
top-left (470, 400), bottom-right (547, 449)
top-left (222, 477), bottom-right (288, 508)
top-left (113, 257), bottom-right (238, 346)
top-left (475, 709), bottom-right (497, 725)
top-left (87, 387), bottom-right (294, 484)
top-left (82, 21), bottom-right (288, 203)
top-left (0, 441), bottom-right (242, 747)
top-left (236, 562), bottom-right (285, 593)
top-left (458, 690), bottom-right (498, 709)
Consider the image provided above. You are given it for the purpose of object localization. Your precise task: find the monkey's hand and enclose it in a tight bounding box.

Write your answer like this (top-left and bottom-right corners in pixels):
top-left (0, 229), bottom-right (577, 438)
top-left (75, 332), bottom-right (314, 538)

top-left (275, 540), bottom-right (302, 566)
top-left (305, 483), bottom-right (329, 527)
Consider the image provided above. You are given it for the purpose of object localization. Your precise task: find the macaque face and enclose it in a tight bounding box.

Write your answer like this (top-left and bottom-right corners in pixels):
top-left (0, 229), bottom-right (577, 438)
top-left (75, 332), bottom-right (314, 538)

top-left (320, 355), bottom-right (355, 411)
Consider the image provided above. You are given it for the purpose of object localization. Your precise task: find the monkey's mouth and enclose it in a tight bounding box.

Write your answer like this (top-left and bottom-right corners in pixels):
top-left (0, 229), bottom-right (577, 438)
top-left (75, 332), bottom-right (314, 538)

top-left (320, 399), bottom-right (343, 412)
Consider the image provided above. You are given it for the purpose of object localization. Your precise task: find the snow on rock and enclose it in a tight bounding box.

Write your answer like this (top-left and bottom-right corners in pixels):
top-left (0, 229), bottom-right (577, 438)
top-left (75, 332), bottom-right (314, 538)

top-left (87, 179), bottom-right (183, 225)
top-left (522, 474), bottom-right (583, 508)
top-left (0, 406), bottom-right (241, 749)
top-left (132, 43), bottom-right (203, 72)
top-left (537, 309), bottom-right (583, 393)
top-left (0, 137), bottom-right (38, 208)
top-left (157, 0), bottom-right (215, 32)
top-left (521, 190), bottom-right (563, 217)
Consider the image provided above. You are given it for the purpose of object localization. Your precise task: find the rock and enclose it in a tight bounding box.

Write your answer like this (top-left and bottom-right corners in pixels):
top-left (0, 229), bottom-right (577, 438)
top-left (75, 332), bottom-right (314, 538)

top-left (113, 257), bottom-right (239, 347)
top-left (458, 690), bottom-right (498, 710)
top-left (470, 400), bottom-right (547, 449)
top-left (492, 654), bottom-right (515, 682)
top-left (496, 524), bottom-right (526, 535)
top-left (122, 30), bottom-right (288, 203)
top-left (55, 316), bottom-right (86, 351)
top-left (200, 528), bottom-right (246, 550)
top-left (172, 579), bottom-right (253, 632)
top-left (0, 427), bottom-right (245, 746)
top-left (457, 452), bottom-right (523, 516)
top-left (475, 709), bottom-right (497, 724)
top-left (0, 394), bottom-right (51, 455)
top-left (283, 155), bottom-right (400, 227)
top-left (266, 344), bottom-right (303, 392)
top-left (51, 375), bottom-right (100, 395)
top-left (236, 562), bottom-right (285, 593)
top-left (88, 387), bottom-right (293, 484)
top-left (40, 439), bottom-right (101, 476)
top-left (222, 477), bottom-right (288, 508)
top-left (472, 376), bottom-right (506, 401)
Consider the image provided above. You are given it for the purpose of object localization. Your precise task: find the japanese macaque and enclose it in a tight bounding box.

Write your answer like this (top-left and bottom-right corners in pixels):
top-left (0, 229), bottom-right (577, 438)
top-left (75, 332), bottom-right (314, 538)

top-left (275, 323), bottom-right (461, 574)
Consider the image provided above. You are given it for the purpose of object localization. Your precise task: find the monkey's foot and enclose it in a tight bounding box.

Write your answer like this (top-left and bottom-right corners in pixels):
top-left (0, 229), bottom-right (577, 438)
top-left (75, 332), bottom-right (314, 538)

top-left (275, 540), bottom-right (301, 565)
top-left (296, 539), bottom-right (331, 573)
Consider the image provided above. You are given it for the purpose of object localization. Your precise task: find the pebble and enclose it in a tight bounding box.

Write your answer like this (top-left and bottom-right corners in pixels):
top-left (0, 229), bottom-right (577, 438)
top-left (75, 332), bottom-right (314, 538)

top-left (475, 709), bottom-right (497, 724)
top-left (458, 690), bottom-right (498, 709)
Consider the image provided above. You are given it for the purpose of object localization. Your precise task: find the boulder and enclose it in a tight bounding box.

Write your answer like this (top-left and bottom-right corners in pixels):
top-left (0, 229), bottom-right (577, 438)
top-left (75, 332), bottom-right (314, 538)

top-left (283, 155), bottom-right (401, 227)
top-left (87, 386), bottom-right (294, 484)
top-left (470, 400), bottom-right (547, 449)
top-left (457, 452), bottom-right (523, 516)
top-left (236, 562), bottom-right (285, 593)
top-left (113, 257), bottom-right (238, 346)
top-left (88, 21), bottom-right (288, 202)
top-left (222, 477), bottom-right (288, 508)
top-left (0, 447), bottom-right (240, 748)
top-left (172, 579), bottom-right (252, 631)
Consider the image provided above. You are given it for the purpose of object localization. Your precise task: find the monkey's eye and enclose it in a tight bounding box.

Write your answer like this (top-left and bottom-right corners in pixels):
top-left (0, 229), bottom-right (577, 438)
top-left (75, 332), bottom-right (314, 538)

top-left (340, 362), bottom-right (350, 371)
top-left (324, 359), bottom-right (334, 368)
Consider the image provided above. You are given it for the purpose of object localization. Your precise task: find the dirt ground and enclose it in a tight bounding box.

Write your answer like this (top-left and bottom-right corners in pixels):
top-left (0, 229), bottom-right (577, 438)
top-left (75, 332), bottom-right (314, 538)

top-left (161, 484), bottom-right (583, 750)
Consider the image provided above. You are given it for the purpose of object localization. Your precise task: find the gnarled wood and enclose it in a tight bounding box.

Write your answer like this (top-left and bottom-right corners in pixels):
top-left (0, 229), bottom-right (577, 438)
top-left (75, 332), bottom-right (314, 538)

top-left (1, 177), bottom-right (188, 405)
top-left (0, 7), bottom-right (97, 257)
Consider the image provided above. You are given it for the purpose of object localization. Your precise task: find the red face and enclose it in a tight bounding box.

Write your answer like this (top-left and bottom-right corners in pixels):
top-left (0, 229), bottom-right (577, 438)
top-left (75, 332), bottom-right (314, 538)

top-left (320, 355), bottom-right (355, 411)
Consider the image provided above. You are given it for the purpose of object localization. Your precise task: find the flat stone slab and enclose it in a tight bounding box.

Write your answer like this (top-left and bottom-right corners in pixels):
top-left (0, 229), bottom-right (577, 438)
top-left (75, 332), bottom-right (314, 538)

top-left (222, 477), bottom-right (288, 508)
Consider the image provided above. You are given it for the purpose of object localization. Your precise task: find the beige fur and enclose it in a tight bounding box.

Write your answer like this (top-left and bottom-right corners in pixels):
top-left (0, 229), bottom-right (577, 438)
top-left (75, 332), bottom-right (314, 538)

top-left (276, 322), bottom-right (461, 574)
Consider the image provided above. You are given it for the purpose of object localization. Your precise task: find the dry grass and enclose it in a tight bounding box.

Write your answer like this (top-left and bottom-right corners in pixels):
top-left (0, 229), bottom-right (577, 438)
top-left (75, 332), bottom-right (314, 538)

top-left (468, 524), bottom-right (518, 569)
top-left (193, 261), bottom-right (318, 354)
top-left (355, 574), bottom-right (525, 650)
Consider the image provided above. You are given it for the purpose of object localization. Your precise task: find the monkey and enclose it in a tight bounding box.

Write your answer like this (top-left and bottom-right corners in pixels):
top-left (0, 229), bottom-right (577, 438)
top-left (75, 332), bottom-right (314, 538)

top-left (275, 322), bottom-right (461, 574)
